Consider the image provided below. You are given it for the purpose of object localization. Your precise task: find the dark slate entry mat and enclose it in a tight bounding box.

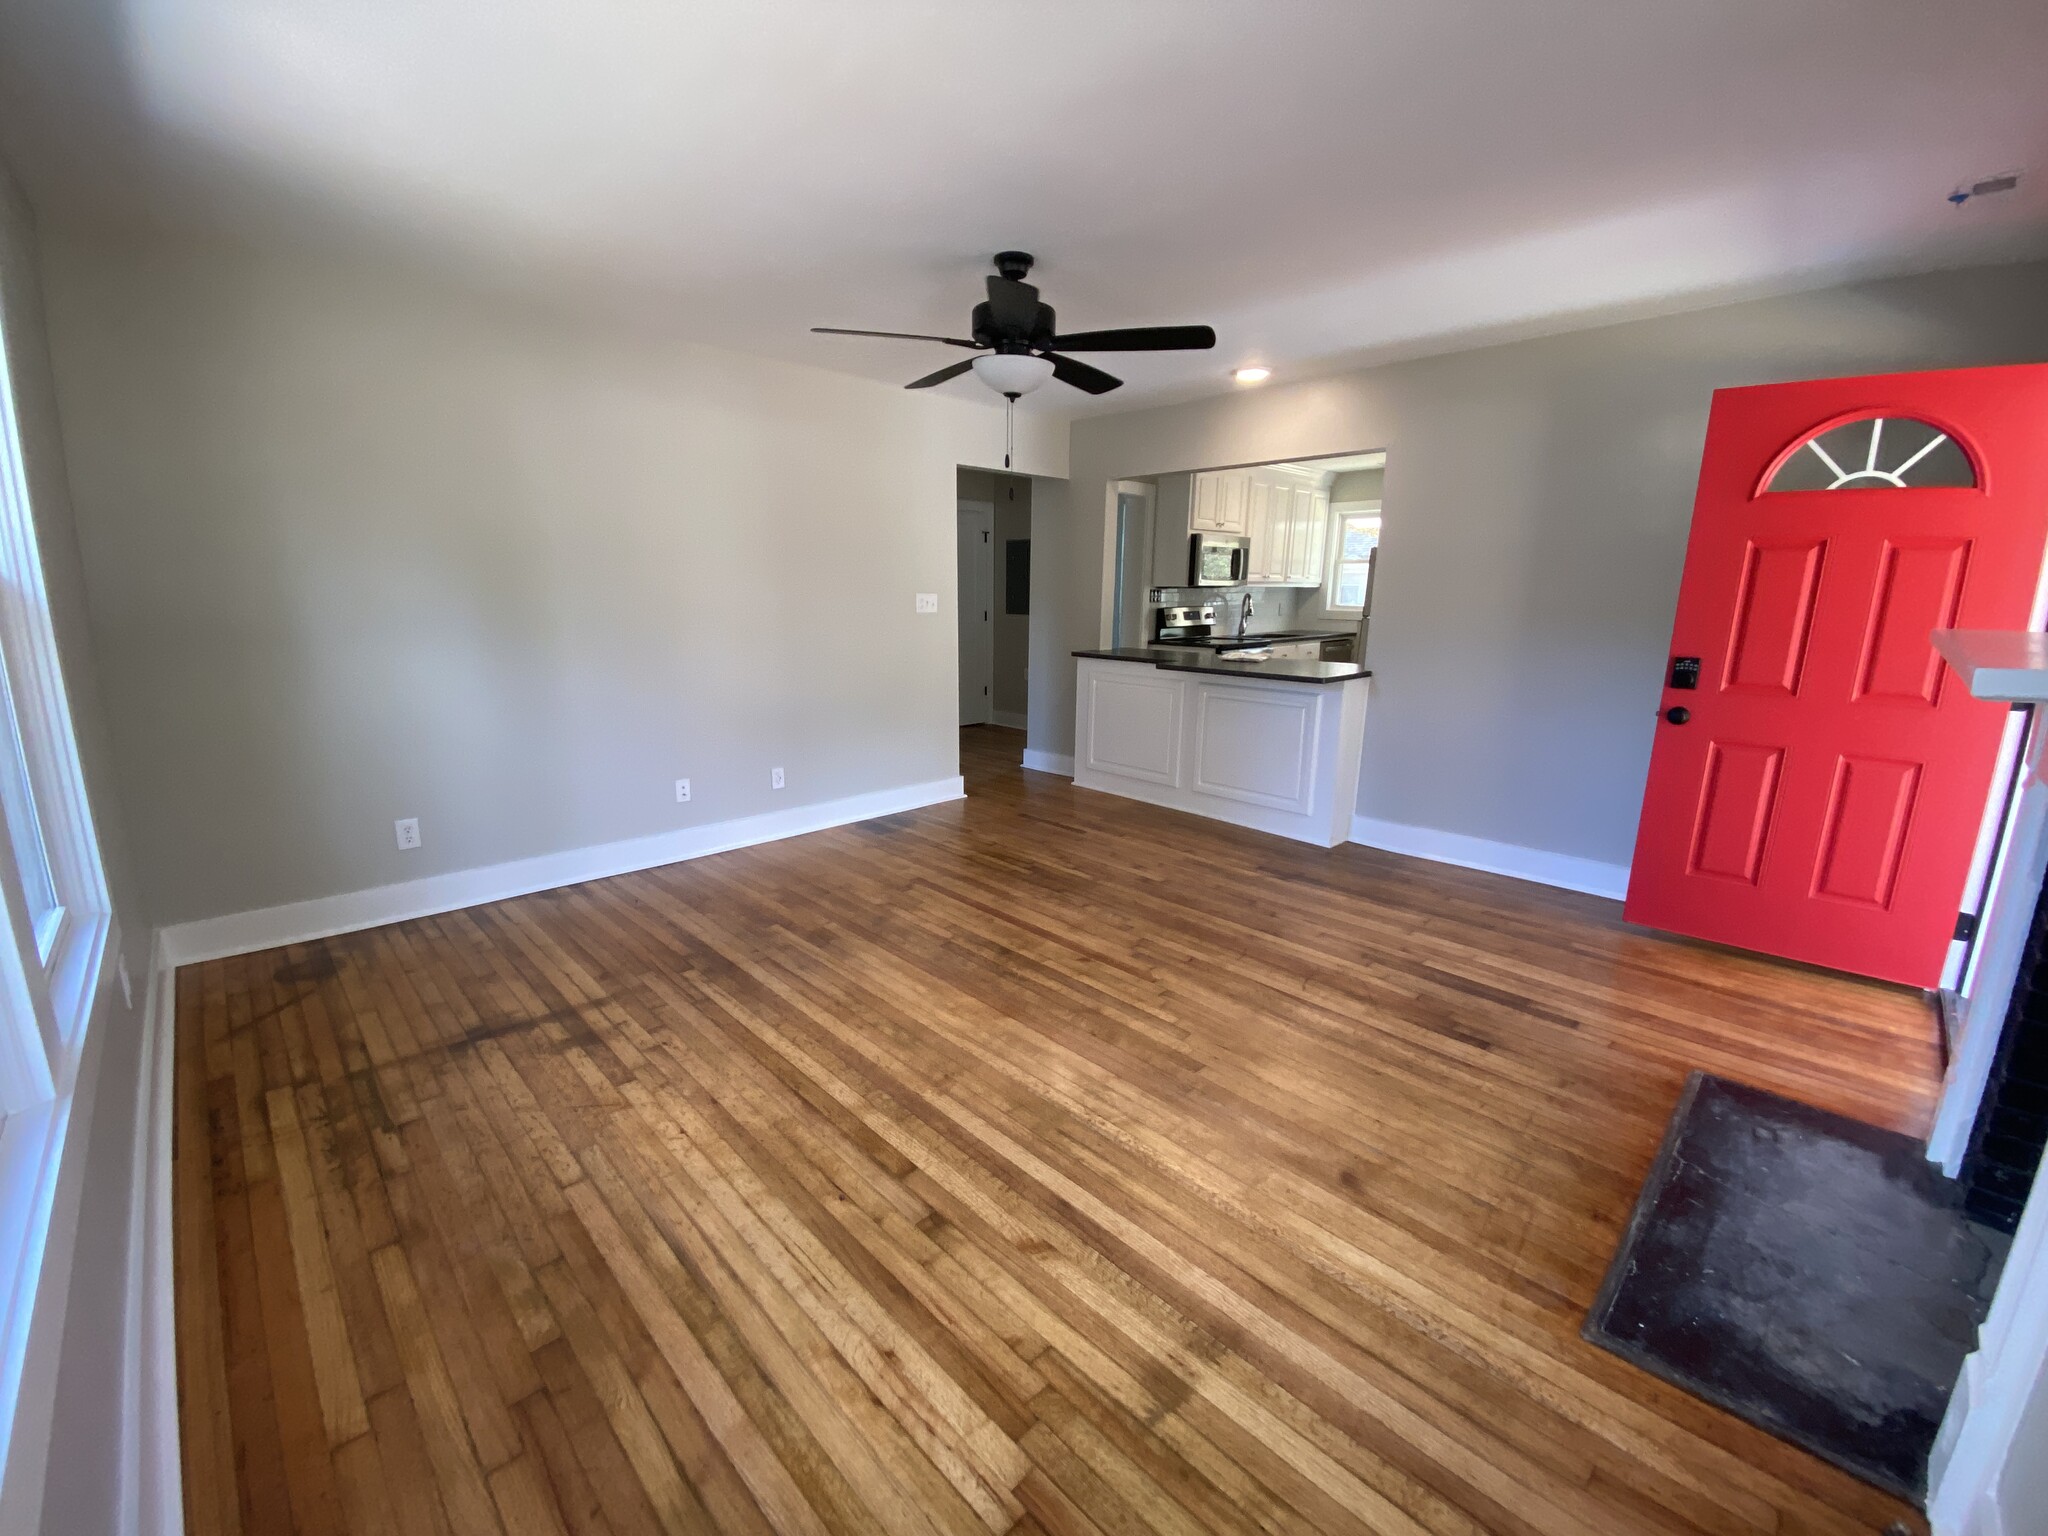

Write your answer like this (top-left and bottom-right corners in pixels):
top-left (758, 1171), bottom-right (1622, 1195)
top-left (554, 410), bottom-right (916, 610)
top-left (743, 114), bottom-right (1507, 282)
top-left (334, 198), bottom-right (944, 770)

top-left (1584, 1073), bottom-right (2005, 1502)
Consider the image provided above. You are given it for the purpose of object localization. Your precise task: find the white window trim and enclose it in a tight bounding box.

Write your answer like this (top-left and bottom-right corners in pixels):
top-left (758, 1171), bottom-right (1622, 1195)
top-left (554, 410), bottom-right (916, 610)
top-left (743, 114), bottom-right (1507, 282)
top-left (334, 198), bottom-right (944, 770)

top-left (0, 278), bottom-right (114, 1516)
top-left (1316, 499), bottom-right (1382, 621)
top-left (0, 316), bottom-right (108, 1108)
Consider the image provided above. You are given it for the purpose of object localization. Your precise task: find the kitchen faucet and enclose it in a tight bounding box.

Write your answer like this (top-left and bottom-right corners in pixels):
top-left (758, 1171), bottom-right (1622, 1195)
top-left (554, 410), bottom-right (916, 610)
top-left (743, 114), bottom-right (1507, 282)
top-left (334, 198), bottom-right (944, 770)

top-left (1239, 592), bottom-right (1255, 636)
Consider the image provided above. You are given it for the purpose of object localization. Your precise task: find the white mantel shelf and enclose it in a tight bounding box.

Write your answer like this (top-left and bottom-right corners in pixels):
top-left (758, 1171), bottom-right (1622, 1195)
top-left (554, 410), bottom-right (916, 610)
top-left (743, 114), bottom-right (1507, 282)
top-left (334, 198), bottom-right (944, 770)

top-left (1932, 629), bottom-right (2048, 704)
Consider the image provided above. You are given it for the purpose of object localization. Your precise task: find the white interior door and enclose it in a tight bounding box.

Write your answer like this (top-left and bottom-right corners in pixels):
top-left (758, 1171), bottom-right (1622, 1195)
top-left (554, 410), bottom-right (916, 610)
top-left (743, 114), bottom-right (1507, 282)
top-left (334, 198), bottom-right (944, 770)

top-left (957, 506), bottom-right (994, 725)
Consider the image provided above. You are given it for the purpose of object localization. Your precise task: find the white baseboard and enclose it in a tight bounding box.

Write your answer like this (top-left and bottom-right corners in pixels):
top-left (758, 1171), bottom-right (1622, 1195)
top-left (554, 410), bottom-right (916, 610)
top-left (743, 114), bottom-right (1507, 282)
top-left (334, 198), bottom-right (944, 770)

top-left (989, 712), bottom-right (1028, 732)
top-left (1349, 814), bottom-right (1629, 900)
top-left (1020, 749), bottom-right (1074, 777)
top-left (160, 776), bottom-right (965, 965)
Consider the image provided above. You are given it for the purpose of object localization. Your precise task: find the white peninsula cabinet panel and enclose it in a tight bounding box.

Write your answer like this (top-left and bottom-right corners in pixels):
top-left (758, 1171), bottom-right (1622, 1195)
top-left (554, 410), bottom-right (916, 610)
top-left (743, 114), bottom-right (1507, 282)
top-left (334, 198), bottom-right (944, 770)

top-left (1073, 657), bottom-right (1368, 846)
top-left (1191, 686), bottom-right (1319, 813)
top-left (1082, 666), bottom-right (1182, 785)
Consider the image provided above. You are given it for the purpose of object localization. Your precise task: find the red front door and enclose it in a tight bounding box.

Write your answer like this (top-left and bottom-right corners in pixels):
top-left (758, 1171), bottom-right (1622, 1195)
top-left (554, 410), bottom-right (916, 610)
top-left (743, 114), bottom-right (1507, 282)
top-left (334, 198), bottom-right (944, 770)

top-left (1624, 365), bottom-right (2048, 988)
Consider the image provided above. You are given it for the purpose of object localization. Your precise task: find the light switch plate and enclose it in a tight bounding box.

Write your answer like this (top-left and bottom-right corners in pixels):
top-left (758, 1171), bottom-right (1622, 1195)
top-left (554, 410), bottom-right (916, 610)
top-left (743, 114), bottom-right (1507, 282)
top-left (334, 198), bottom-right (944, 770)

top-left (915, 592), bottom-right (939, 614)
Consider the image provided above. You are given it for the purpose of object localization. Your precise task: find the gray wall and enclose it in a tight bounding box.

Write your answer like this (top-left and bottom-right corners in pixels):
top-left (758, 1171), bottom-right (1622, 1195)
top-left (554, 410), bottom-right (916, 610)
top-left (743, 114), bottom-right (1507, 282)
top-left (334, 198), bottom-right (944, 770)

top-left (1026, 476), bottom-right (1073, 756)
top-left (0, 157), bottom-right (148, 1534)
top-left (1330, 466), bottom-right (1383, 503)
top-left (1053, 260), bottom-right (2048, 868)
top-left (37, 231), bottom-right (1062, 926)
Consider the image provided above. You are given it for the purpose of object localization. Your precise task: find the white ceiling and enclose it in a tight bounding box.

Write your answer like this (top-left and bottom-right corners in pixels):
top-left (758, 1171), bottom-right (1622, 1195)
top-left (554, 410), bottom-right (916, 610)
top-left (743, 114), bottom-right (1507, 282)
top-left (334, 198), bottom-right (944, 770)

top-left (2, 0), bottom-right (2045, 416)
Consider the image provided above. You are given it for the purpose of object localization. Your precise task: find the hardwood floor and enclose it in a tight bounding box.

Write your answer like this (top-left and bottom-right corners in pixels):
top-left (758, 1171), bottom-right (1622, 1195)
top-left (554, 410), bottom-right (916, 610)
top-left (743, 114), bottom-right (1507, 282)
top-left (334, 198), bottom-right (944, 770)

top-left (176, 724), bottom-right (1942, 1536)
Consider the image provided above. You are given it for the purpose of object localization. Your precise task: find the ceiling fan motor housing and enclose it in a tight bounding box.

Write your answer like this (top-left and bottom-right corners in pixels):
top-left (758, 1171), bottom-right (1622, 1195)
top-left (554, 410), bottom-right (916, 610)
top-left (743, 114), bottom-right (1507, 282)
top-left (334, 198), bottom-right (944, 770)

top-left (971, 300), bottom-right (1055, 351)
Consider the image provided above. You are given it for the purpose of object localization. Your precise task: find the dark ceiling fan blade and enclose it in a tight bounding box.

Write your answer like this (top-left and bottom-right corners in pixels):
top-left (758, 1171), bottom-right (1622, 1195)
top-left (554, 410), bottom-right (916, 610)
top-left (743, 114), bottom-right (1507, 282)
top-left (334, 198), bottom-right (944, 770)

top-left (984, 275), bottom-right (1041, 334)
top-left (812, 327), bottom-right (981, 349)
top-left (1042, 352), bottom-right (1123, 395)
top-left (904, 358), bottom-right (977, 390)
top-left (1042, 325), bottom-right (1217, 352)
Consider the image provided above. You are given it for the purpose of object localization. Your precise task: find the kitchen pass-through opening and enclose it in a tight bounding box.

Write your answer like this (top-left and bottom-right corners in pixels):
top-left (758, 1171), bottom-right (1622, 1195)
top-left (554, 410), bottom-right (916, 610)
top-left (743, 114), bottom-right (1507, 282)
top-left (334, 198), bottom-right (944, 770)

top-left (1110, 449), bottom-right (1384, 664)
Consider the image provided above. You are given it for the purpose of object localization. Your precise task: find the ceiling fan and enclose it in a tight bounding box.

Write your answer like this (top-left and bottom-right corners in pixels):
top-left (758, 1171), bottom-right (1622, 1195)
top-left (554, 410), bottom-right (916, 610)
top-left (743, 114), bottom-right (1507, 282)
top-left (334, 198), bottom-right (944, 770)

top-left (812, 251), bottom-right (1217, 398)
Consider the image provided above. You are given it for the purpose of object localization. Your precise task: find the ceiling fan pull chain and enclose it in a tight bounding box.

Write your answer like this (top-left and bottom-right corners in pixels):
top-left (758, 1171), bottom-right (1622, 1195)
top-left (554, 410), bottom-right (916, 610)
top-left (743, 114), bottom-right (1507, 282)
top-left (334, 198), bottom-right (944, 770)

top-left (1004, 395), bottom-right (1015, 470)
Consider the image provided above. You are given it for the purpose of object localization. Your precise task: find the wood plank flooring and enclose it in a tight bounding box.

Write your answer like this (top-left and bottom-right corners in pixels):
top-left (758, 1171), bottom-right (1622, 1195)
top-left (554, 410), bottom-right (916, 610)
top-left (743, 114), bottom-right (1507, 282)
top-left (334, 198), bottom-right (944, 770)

top-left (176, 725), bottom-right (1942, 1535)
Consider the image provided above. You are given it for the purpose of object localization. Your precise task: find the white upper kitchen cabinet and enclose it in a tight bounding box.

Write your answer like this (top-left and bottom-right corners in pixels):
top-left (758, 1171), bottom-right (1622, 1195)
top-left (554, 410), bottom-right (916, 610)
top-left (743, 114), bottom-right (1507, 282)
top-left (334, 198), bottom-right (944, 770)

top-left (1191, 469), bottom-right (1250, 534)
top-left (1246, 479), bottom-right (1279, 582)
top-left (1239, 470), bottom-right (1327, 586)
top-left (1273, 483), bottom-right (1305, 584)
top-left (1286, 485), bottom-right (1330, 584)
top-left (1191, 465), bottom-right (1334, 587)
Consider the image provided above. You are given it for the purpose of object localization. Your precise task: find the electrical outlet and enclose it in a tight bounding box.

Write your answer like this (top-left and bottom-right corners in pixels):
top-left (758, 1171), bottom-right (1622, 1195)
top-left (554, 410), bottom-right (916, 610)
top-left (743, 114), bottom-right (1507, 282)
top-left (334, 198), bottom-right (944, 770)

top-left (915, 592), bottom-right (939, 614)
top-left (675, 778), bottom-right (691, 803)
top-left (395, 817), bottom-right (421, 850)
top-left (771, 767), bottom-right (785, 790)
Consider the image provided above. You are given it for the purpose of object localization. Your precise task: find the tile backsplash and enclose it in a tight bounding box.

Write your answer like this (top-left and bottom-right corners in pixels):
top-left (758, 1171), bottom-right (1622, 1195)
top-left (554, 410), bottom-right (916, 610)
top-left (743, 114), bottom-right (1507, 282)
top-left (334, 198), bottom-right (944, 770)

top-left (1144, 584), bottom-right (1330, 637)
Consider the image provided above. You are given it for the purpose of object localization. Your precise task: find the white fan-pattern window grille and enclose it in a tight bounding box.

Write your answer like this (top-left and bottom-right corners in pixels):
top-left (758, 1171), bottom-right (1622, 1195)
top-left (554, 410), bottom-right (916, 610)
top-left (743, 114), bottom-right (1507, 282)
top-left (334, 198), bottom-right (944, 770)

top-left (1766, 416), bottom-right (1975, 492)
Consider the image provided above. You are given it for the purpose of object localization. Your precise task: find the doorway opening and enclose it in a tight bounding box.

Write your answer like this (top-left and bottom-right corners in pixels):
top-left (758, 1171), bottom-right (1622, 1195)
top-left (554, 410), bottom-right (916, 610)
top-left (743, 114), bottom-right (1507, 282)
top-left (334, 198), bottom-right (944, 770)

top-left (957, 469), bottom-right (1031, 733)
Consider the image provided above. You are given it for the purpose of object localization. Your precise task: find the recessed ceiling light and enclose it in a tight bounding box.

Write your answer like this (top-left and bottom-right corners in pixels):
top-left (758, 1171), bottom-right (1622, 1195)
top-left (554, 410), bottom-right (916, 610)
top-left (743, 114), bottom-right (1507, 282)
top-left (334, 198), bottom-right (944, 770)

top-left (1233, 366), bottom-right (1272, 384)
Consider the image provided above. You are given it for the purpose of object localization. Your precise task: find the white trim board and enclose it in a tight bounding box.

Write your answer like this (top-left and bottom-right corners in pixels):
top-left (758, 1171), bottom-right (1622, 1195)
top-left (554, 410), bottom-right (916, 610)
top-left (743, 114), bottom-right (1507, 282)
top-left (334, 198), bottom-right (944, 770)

top-left (1021, 749), bottom-right (1074, 777)
top-left (121, 940), bottom-right (179, 1536)
top-left (1929, 1161), bottom-right (2048, 1536)
top-left (1349, 814), bottom-right (1630, 900)
top-left (160, 777), bottom-right (965, 966)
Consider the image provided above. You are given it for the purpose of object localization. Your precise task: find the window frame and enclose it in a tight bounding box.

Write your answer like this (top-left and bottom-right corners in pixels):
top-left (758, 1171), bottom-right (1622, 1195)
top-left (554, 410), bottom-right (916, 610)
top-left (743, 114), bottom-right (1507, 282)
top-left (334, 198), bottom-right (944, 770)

top-left (1318, 500), bottom-right (1382, 620)
top-left (0, 219), bottom-right (118, 1533)
top-left (0, 297), bottom-right (110, 1114)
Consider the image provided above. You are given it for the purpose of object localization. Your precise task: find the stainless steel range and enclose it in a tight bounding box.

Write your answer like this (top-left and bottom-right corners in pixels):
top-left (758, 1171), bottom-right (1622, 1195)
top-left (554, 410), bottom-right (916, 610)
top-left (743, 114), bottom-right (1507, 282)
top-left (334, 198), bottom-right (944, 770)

top-left (1154, 604), bottom-right (1218, 644)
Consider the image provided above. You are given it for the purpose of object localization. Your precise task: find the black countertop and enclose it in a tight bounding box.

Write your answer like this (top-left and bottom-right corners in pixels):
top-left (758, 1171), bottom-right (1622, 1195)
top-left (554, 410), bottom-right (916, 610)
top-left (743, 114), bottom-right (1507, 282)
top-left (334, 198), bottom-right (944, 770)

top-left (1073, 647), bottom-right (1370, 685)
top-left (1154, 629), bottom-right (1356, 651)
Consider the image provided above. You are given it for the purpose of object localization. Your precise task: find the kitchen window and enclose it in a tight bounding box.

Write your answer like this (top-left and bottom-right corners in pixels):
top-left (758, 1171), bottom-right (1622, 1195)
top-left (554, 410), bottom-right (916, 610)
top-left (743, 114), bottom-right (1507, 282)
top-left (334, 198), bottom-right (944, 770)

top-left (1323, 504), bottom-right (1381, 615)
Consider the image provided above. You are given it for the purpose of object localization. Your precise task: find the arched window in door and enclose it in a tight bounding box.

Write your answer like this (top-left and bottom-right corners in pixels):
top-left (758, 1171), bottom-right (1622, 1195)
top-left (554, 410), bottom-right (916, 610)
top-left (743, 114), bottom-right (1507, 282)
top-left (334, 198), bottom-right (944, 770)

top-left (1765, 416), bottom-right (1977, 492)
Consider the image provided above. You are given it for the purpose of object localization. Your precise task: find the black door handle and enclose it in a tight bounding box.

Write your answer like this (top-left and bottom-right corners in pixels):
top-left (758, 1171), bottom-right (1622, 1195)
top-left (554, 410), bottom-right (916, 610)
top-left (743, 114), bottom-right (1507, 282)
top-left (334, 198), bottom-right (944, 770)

top-left (1664, 706), bottom-right (1691, 724)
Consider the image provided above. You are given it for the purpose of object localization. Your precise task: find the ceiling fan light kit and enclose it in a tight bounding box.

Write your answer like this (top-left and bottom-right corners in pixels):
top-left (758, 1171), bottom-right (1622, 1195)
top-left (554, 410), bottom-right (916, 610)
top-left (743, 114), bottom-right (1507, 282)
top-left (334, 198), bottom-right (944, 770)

top-left (971, 353), bottom-right (1055, 395)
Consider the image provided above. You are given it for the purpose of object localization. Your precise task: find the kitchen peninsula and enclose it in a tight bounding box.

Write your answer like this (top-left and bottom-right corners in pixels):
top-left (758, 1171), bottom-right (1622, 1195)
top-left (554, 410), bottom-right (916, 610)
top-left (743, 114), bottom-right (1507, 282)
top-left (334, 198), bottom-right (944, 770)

top-left (1071, 647), bottom-right (1370, 847)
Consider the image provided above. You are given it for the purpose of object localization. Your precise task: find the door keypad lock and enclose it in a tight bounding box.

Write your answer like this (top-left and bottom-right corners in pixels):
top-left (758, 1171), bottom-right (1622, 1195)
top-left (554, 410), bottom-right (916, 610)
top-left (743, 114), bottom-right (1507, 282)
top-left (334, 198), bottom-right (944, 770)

top-left (1669, 656), bottom-right (1701, 690)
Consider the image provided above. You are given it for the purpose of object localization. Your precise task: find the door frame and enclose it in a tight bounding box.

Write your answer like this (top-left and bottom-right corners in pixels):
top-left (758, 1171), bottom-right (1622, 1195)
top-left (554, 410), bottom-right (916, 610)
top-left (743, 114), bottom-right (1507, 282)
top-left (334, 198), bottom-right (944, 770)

top-left (957, 501), bottom-right (995, 726)
top-left (1101, 480), bottom-right (1155, 648)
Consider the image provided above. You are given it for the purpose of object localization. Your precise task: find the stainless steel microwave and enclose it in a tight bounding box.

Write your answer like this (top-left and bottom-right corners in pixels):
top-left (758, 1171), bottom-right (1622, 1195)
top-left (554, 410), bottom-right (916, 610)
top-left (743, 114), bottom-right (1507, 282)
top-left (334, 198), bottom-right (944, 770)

top-left (1189, 533), bottom-right (1248, 586)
